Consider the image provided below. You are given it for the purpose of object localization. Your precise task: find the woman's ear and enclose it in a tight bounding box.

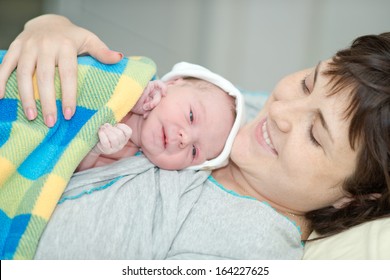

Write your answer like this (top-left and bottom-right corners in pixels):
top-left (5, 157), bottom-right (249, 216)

top-left (332, 193), bottom-right (382, 209)
top-left (332, 197), bottom-right (354, 209)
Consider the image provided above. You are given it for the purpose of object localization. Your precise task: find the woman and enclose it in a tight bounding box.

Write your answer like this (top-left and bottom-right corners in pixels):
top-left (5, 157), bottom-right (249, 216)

top-left (1, 15), bottom-right (389, 259)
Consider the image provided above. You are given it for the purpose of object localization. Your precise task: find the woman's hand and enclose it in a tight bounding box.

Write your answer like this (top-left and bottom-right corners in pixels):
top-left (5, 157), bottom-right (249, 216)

top-left (0, 14), bottom-right (123, 127)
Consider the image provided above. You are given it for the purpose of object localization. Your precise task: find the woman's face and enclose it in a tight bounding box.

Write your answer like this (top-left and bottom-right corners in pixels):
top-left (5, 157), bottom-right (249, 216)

top-left (231, 60), bottom-right (360, 213)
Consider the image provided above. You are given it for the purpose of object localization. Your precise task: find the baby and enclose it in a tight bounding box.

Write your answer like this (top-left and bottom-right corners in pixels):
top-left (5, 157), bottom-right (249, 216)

top-left (77, 62), bottom-right (245, 171)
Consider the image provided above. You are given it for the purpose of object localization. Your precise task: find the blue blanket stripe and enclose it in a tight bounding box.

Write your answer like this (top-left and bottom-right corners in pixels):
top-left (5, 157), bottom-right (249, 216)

top-left (18, 101), bottom-right (96, 180)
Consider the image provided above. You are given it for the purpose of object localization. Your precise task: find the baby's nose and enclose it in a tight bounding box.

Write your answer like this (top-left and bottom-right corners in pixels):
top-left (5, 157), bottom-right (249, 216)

top-left (179, 129), bottom-right (193, 148)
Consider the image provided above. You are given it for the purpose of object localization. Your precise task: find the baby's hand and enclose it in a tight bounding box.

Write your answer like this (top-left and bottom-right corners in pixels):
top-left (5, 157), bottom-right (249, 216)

top-left (132, 80), bottom-right (167, 117)
top-left (93, 123), bottom-right (132, 154)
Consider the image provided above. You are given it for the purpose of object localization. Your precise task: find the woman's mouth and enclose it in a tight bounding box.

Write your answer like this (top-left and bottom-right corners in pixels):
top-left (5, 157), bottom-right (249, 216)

top-left (257, 118), bottom-right (278, 155)
top-left (262, 121), bottom-right (275, 150)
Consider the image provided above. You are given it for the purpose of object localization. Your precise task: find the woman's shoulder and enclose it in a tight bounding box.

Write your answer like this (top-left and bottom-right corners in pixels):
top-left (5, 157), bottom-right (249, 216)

top-left (168, 177), bottom-right (303, 259)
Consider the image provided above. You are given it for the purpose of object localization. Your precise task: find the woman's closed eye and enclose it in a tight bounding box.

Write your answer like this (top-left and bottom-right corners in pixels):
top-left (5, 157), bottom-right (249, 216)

top-left (308, 124), bottom-right (321, 147)
top-left (301, 75), bottom-right (310, 94)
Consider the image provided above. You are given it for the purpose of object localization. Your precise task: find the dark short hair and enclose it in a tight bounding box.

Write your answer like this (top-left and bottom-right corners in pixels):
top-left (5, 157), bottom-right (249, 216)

top-left (306, 32), bottom-right (390, 238)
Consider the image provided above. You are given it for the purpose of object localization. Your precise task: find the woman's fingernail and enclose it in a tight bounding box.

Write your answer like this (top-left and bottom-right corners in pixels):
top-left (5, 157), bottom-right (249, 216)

top-left (117, 52), bottom-right (124, 59)
top-left (45, 114), bottom-right (55, 128)
top-left (64, 107), bottom-right (73, 120)
top-left (26, 107), bottom-right (36, 120)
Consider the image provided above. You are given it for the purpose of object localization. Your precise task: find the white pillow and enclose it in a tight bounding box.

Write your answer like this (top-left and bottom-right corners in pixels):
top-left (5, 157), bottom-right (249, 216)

top-left (303, 218), bottom-right (390, 259)
top-left (240, 88), bottom-right (269, 121)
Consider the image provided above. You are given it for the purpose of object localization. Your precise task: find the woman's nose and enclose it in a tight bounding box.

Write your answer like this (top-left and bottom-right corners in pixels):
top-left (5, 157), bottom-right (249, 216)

top-left (269, 99), bottom-right (305, 133)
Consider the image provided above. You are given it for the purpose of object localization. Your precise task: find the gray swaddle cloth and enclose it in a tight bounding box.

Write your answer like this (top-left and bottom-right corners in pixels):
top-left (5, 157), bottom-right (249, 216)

top-left (35, 156), bottom-right (302, 259)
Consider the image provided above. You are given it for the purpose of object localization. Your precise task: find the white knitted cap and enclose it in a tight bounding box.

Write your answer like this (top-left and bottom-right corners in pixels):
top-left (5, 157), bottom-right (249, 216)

top-left (161, 62), bottom-right (245, 170)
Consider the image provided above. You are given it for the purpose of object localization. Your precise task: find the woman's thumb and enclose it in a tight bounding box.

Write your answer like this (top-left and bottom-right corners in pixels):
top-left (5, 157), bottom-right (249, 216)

top-left (93, 48), bottom-right (123, 64)
top-left (85, 35), bottom-right (123, 64)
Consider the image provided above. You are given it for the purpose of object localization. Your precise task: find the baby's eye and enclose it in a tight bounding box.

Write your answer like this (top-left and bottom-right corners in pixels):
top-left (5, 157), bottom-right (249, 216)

top-left (192, 145), bottom-right (197, 158)
top-left (189, 110), bottom-right (194, 123)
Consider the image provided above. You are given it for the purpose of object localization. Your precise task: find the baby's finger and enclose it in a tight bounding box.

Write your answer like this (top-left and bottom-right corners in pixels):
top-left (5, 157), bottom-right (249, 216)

top-left (116, 123), bottom-right (132, 139)
top-left (108, 126), bottom-right (128, 147)
top-left (103, 124), bottom-right (126, 148)
top-left (97, 126), bottom-right (112, 151)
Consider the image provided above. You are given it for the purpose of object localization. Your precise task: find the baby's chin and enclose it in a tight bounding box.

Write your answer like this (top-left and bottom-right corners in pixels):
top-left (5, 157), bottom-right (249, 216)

top-left (146, 154), bottom-right (190, 170)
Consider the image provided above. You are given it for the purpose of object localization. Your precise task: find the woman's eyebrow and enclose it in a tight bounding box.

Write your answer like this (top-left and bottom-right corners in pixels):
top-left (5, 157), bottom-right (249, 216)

top-left (314, 61), bottom-right (335, 144)
top-left (317, 108), bottom-right (334, 144)
top-left (312, 61), bottom-right (321, 89)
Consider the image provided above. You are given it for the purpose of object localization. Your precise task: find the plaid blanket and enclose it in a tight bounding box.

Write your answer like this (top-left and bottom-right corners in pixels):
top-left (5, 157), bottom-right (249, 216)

top-left (0, 50), bottom-right (156, 259)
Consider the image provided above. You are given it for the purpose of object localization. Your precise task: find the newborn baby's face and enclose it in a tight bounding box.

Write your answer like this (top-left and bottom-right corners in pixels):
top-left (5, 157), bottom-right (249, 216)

top-left (138, 81), bottom-right (234, 170)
